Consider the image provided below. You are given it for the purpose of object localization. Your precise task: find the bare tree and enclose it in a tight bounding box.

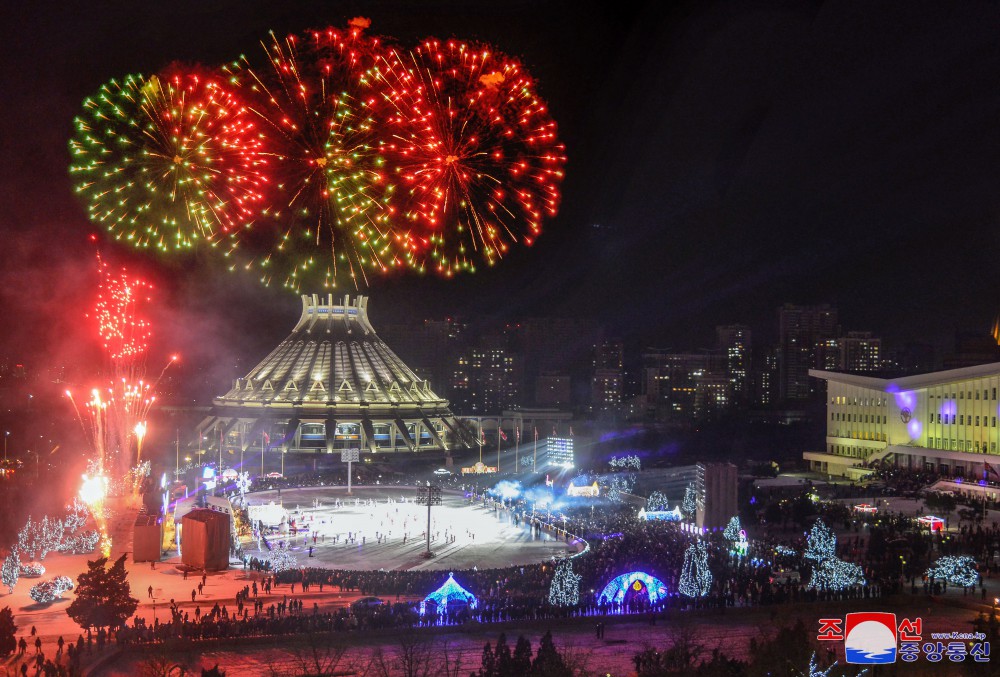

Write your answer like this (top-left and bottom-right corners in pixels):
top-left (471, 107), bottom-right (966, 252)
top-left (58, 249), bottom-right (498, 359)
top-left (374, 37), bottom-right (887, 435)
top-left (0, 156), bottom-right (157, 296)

top-left (139, 650), bottom-right (189, 677)
top-left (366, 631), bottom-right (438, 677)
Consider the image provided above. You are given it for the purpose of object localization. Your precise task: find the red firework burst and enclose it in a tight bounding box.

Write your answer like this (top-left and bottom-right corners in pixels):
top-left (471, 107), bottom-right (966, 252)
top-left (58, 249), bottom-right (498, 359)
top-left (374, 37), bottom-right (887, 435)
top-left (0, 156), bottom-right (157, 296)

top-left (379, 38), bottom-right (566, 276)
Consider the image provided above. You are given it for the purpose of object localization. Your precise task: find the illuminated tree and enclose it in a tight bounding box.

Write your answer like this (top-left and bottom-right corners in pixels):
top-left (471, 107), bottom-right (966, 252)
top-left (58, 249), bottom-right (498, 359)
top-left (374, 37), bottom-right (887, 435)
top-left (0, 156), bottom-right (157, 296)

top-left (1, 551), bottom-right (19, 594)
top-left (807, 558), bottom-right (865, 591)
top-left (681, 483), bottom-right (697, 520)
top-left (678, 540), bottom-right (712, 597)
top-left (804, 519), bottom-right (836, 562)
top-left (646, 491), bottom-right (670, 512)
top-left (548, 560), bottom-right (581, 607)
top-left (723, 516), bottom-right (741, 542)
top-left (926, 555), bottom-right (979, 587)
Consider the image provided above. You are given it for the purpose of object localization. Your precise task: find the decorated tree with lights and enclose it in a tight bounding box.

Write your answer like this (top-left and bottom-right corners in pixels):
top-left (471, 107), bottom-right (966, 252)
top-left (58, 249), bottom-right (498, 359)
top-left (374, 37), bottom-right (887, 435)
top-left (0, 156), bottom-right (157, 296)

top-left (678, 540), bottom-right (712, 597)
top-left (926, 555), bottom-right (979, 587)
top-left (807, 558), bottom-right (866, 591)
top-left (548, 560), bottom-right (581, 607)
top-left (1, 550), bottom-right (19, 594)
top-left (723, 516), bottom-right (742, 542)
top-left (265, 544), bottom-right (297, 573)
top-left (37, 517), bottom-right (64, 560)
top-left (63, 499), bottom-right (89, 534)
top-left (646, 491), bottom-right (670, 512)
top-left (16, 518), bottom-right (40, 560)
top-left (804, 519), bottom-right (836, 562)
top-left (681, 483), bottom-right (698, 520)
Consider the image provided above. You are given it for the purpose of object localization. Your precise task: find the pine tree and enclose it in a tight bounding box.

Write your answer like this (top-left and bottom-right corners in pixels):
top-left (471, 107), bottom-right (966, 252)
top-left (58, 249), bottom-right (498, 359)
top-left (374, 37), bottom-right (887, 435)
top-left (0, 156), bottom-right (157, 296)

top-left (678, 540), bottom-right (712, 597)
top-left (38, 517), bottom-right (64, 560)
top-left (512, 636), bottom-right (532, 676)
top-left (646, 491), bottom-right (669, 512)
top-left (723, 515), bottom-right (741, 542)
top-left (0, 607), bottom-right (15, 657)
top-left (477, 641), bottom-right (496, 677)
top-left (681, 483), bottom-right (698, 519)
top-left (804, 519), bottom-right (836, 562)
top-left (16, 518), bottom-right (38, 560)
top-left (1, 550), bottom-right (19, 594)
top-left (66, 554), bottom-right (138, 631)
top-left (495, 633), bottom-right (513, 677)
top-left (548, 560), bottom-right (581, 607)
top-left (530, 631), bottom-right (571, 677)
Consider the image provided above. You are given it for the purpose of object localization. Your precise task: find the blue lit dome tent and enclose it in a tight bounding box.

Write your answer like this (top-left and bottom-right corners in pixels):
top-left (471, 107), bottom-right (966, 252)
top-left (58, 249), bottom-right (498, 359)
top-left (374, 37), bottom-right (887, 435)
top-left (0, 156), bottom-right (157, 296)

top-left (598, 571), bottom-right (669, 605)
top-left (420, 573), bottom-right (478, 616)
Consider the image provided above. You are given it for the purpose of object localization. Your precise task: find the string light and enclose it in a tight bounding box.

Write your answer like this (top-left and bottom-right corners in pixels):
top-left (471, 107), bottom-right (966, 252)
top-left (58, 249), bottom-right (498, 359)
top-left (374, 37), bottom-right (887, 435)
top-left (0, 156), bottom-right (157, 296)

top-left (548, 560), bottom-right (581, 607)
top-left (678, 540), bottom-right (712, 597)
top-left (926, 555), bottom-right (978, 587)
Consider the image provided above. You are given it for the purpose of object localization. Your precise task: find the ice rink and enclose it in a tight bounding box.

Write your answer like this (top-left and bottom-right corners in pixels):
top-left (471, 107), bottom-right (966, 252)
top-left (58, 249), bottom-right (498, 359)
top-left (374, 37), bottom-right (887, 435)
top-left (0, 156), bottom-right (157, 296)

top-left (244, 486), bottom-right (578, 571)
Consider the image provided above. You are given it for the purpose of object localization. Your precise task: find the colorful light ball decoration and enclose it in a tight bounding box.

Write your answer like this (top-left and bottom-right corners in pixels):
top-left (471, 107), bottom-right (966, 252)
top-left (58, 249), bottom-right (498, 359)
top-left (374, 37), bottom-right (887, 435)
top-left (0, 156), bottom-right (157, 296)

top-left (377, 38), bottom-right (567, 277)
top-left (69, 71), bottom-right (270, 253)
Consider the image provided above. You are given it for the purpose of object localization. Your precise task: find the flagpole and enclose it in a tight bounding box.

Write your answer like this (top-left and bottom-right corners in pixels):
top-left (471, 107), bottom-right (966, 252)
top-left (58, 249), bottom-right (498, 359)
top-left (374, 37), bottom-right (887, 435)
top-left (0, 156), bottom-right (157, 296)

top-left (515, 420), bottom-right (520, 475)
top-left (497, 417), bottom-right (501, 473)
top-left (533, 427), bottom-right (537, 474)
top-left (261, 432), bottom-right (265, 478)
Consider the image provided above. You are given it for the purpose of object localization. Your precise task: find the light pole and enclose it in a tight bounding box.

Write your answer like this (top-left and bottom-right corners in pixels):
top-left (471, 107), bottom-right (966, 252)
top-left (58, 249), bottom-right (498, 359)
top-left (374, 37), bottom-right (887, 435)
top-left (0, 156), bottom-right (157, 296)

top-left (3, 431), bottom-right (8, 461)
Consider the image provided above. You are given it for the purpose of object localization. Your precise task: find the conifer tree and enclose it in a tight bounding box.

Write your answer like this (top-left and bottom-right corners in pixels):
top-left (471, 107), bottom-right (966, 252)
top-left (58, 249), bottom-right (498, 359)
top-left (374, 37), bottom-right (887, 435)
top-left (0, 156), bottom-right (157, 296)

top-left (66, 554), bottom-right (138, 631)
top-left (512, 636), bottom-right (533, 676)
top-left (495, 633), bottom-right (513, 677)
top-left (548, 560), bottom-right (581, 607)
top-left (681, 483), bottom-right (698, 519)
top-left (723, 515), bottom-right (741, 542)
top-left (678, 540), bottom-right (712, 597)
top-left (1, 550), bottom-right (18, 594)
top-left (804, 519), bottom-right (836, 562)
top-left (531, 631), bottom-right (571, 677)
top-left (0, 607), bottom-right (15, 657)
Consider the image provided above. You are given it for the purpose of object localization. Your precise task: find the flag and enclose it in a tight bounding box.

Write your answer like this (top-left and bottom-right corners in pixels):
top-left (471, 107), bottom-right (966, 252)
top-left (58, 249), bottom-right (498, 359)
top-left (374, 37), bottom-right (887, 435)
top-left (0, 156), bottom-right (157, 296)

top-left (986, 462), bottom-right (1000, 480)
top-left (263, 431), bottom-right (270, 445)
top-left (499, 428), bottom-right (508, 441)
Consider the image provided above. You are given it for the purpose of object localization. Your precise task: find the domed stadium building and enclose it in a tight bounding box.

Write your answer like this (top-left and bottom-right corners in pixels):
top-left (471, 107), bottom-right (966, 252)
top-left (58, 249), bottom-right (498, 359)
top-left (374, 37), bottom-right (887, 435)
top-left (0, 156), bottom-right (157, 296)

top-left (194, 295), bottom-right (474, 463)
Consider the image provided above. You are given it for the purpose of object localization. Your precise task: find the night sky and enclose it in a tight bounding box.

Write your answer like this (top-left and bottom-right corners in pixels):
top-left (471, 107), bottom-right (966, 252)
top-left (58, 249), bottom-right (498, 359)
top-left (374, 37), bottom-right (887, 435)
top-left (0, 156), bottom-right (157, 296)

top-left (4, 0), bottom-right (1000, 385)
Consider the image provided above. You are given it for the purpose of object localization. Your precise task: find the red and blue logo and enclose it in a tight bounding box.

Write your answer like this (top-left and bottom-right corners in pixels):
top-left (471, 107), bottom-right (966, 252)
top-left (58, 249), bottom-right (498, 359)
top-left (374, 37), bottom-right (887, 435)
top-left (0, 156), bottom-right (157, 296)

top-left (845, 612), bottom-right (897, 664)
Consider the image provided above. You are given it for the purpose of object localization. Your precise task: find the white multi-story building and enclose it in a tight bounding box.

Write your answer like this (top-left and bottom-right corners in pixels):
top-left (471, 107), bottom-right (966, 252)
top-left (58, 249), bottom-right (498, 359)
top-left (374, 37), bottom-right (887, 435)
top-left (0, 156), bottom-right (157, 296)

top-left (804, 363), bottom-right (1000, 479)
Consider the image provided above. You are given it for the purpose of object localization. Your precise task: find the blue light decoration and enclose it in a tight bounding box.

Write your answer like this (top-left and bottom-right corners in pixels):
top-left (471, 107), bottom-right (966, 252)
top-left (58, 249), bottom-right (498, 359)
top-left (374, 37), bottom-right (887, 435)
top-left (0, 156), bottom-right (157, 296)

top-left (638, 507), bottom-right (682, 522)
top-left (202, 466), bottom-right (216, 480)
top-left (597, 571), bottom-right (669, 605)
top-left (419, 572), bottom-right (478, 615)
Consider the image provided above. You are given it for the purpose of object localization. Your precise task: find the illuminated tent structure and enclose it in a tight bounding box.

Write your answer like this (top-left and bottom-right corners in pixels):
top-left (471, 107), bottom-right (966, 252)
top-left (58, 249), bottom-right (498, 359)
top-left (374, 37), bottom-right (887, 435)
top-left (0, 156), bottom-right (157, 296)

top-left (195, 295), bottom-right (474, 459)
top-left (419, 573), bottom-right (478, 615)
top-left (598, 571), bottom-right (669, 605)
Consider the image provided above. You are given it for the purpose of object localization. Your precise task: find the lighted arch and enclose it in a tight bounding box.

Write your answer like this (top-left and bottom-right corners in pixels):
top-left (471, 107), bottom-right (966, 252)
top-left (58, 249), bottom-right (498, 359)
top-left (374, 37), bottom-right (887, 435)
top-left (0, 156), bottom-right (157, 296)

top-left (419, 573), bottom-right (478, 615)
top-left (598, 571), bottom-right (668, 605)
